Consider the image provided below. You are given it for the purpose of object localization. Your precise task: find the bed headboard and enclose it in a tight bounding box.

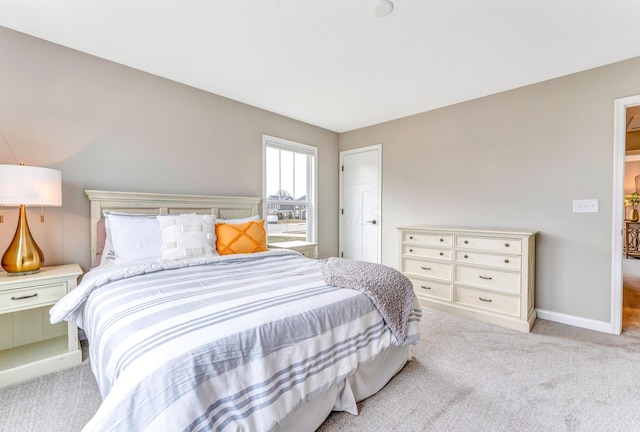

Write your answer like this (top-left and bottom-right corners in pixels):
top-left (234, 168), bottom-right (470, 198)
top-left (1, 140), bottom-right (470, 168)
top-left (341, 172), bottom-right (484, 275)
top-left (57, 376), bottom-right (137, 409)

top-left (85, 190), bottom-right (262, 263)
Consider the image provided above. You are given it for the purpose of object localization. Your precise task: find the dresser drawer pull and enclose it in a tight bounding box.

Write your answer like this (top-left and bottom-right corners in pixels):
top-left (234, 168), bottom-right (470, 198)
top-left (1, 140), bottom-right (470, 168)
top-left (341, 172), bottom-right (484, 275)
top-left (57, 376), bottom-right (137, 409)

top-left (420, 285), bottom-right (432, 290)
top-left (505, 243), bottom-right (510, 247)
top-left (409, 236), bottom-right (414, 240)
top-left (464, 240), bottom-right (469, 244)
top-left (439, 238), bottom-right (444, 242)
top-left (439, 252), bottom-right (444, 256)
top-left (11, 293), bottom-right (38, 301)
top-left (479, 297), bottom-right (493, 302)
top-left (420, 266), bottom-right (432, 271)
top-left (504, 259), bottom-right (510, 263)
top-left (478, 275), bottom-right (493, 280)
top-left (464, 254), bottom-right (468, 259)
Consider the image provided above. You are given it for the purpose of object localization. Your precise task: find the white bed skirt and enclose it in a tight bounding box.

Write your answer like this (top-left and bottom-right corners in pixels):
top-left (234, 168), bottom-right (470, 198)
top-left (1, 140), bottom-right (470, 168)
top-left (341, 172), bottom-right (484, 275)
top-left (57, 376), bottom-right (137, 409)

top-left (277, 344), bottom-right (412, 431)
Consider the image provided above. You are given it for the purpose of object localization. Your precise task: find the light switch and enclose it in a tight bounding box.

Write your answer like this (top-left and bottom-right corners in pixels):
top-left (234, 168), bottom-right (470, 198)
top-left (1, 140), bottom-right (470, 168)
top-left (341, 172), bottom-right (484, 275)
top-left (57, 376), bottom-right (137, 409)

top-left (573, 199), bottom-right (598, 213)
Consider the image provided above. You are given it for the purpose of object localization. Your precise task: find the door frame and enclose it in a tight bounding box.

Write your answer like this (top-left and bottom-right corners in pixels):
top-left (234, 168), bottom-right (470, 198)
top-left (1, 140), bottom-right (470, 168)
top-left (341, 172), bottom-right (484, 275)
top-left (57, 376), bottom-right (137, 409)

top-left (339, 144), bottom-right (382, 263)
top-left (611, 94), bottom-right (640, 335)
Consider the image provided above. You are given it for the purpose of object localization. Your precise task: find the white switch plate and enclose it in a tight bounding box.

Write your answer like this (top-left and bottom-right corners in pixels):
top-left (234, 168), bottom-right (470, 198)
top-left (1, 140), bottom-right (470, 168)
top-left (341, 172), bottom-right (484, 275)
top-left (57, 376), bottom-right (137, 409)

top-left (573, 199), bottom-right (598, 213)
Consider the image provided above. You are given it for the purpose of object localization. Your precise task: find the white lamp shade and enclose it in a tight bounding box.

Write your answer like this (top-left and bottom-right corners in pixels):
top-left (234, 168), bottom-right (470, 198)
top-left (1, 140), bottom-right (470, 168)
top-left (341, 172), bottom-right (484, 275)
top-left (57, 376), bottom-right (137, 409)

top-left (0, 164), bottom-right (62, 206)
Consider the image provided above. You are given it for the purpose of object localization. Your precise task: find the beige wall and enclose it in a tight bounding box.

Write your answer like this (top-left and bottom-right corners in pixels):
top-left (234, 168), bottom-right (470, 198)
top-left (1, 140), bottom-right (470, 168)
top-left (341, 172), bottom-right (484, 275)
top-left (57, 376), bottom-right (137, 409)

top-left (340, 56), bottom-right (640, 323)
top-left (0, 27), bottom-right (339, 269)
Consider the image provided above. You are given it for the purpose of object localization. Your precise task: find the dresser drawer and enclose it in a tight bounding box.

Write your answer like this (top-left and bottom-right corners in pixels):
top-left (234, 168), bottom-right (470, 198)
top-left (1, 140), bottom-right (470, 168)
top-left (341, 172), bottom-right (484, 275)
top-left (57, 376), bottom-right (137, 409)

top-left (404, 245), bottom-right (452, 260)
top-left (409, 278), bottom-right (452, 301)
top-left (403, 258), bottom-right (452, 281)
top-left (456, 236), bottom-right (521, 254)
top-left (0, 282), bottom-right (67, 313)
top-left (454, 285), bottom-right (520, 317)
top-left (455, 265), bottom-right (520, 294)
top-left (404, 233), bottom-right (452, 247)
top-left (455, 251), bottom-right (521, 270)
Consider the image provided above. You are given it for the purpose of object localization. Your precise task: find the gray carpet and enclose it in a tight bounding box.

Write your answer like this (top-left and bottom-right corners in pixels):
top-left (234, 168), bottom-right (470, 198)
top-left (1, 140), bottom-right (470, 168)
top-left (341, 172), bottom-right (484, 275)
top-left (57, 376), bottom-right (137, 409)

top-left (2, 308), bottom-right (640, 432)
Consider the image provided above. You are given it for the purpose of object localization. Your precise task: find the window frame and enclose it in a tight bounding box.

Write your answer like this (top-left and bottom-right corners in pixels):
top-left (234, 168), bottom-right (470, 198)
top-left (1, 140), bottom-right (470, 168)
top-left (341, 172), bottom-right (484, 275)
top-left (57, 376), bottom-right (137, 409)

top-left (262, 134), bottom-right (318, 243)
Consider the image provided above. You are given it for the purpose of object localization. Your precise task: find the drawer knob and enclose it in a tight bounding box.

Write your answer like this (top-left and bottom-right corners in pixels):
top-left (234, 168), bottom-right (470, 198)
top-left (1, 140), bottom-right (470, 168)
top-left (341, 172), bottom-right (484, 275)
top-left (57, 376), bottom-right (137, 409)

top-left (464, 240), bottom-right (469, 244)
top-left (504, 259), bottom-right (509, 264)
top-left (479, 275), bottom-right (493, 280)
top-left (409, 236), bottom-right (414, 240)
top-left (11, 293), bottom-right (38, 300)
top-left (420, 285), bottom-right (432, 290)
top-left (479, 297), bottom-right (493, 302)
top-left (505, 243), bottom-right (510, 247)
top-left (409, 249), bottom-right (413, 253)
top-left (439, 238), bottom-right (444, 242)
top-left (420, 266), bottom-right (432, 271)
top-left (439, 252), bottom-right (444, 256)
top-left (464, 254), bottom-right (468, 259)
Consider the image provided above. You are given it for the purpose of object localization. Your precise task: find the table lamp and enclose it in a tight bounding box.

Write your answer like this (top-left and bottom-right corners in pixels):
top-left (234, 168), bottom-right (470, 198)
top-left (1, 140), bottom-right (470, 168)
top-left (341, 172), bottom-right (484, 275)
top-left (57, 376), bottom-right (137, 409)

top-left (0, 164), bottom-right (62, 275)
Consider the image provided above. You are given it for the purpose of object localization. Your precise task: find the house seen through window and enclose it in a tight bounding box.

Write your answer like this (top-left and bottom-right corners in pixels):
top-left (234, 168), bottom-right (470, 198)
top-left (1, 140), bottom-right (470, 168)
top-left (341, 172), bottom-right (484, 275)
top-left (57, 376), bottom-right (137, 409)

top-left (262, 135), bottom-right (317, 243)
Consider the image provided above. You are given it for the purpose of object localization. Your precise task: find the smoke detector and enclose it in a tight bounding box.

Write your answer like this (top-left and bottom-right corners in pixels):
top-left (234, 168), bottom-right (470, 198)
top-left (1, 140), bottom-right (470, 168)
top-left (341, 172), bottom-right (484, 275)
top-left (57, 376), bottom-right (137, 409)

top-left (374, 0), bottom-right (394, 17)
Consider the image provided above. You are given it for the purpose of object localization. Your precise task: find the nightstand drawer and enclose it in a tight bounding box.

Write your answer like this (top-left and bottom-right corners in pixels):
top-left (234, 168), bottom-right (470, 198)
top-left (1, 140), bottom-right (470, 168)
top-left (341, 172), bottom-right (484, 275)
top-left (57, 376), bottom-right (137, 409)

top-left (0, 282), bottom-right (67, 313)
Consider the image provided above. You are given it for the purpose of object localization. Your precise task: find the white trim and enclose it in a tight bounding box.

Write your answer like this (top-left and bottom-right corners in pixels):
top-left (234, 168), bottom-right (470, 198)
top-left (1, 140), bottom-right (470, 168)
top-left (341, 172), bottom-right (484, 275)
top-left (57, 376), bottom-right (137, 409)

top-left (536, 308), bottom-right (613, 334)
top-left (612, 95), bottom-right (640, 335)
top-left (261, 135), bottom-right (318, 243)
top-left (339, 144), bottom-right (382, 263)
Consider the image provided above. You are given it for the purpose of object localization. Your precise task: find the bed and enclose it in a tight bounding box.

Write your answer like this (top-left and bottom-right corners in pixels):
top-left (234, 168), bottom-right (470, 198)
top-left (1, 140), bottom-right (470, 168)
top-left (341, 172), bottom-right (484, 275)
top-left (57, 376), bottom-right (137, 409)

top-left (50, 190), bottom-right (422, 432)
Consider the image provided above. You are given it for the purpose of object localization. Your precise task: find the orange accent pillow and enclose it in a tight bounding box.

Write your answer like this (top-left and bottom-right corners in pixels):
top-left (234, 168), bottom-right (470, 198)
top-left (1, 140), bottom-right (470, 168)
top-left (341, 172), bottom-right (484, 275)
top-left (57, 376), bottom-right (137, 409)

top-left (215, 219), bottom-right (268, 255)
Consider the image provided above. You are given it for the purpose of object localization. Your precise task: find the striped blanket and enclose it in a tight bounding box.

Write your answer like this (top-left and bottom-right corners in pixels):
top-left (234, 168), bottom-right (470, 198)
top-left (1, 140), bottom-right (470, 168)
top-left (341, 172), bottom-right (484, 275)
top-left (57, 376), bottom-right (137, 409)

top-left (50, 250), bottom-right (421, 432)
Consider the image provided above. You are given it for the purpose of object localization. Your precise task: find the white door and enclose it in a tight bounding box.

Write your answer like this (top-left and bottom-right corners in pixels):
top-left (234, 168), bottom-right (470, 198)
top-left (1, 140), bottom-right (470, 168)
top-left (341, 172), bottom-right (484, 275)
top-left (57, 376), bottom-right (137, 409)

top-left (339, 144), bottom-right (381, 263)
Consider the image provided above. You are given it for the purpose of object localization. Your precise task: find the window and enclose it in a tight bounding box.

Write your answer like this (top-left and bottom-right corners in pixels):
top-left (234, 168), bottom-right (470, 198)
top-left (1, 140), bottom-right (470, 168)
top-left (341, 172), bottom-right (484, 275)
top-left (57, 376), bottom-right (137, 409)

top-left (262, 135), bottom-right (317, 243)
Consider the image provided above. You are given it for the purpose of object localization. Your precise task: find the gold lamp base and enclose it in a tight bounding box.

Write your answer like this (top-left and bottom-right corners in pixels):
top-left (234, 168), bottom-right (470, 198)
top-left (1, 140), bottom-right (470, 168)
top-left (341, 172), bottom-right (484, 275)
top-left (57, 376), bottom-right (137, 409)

top-left (1, 205), bottom-right (44, 276)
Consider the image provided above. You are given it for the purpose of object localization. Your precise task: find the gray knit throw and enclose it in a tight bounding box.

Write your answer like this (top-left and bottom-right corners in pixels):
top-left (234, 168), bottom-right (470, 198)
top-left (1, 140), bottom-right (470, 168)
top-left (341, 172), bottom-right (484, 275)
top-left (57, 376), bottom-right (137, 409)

top-left (320, 257), bottom-right (415, 341)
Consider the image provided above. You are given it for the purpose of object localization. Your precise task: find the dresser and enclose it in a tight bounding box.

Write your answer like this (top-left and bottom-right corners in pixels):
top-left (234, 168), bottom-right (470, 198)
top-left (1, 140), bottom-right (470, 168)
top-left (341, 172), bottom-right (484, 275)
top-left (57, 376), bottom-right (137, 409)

top-left (0, 264), bottom-right (83, 387)
top-left (398, 226), bottom-right (536, 332)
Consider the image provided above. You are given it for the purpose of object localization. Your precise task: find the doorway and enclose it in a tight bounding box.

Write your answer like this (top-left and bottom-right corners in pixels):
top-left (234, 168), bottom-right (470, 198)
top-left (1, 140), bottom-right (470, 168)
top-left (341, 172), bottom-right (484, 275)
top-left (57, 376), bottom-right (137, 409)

top-left (339, 144), bottom-right (382, 263)
top-left (621, 104), bottom-right (640, 331)
top-left (612, 95), bottom-right (640, 334)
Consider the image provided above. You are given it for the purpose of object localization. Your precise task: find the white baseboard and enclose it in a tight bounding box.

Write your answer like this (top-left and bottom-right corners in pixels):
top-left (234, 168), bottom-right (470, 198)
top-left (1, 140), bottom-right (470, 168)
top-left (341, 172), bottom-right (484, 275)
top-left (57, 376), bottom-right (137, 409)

top-left (536, 308), bottom-right (615, 334)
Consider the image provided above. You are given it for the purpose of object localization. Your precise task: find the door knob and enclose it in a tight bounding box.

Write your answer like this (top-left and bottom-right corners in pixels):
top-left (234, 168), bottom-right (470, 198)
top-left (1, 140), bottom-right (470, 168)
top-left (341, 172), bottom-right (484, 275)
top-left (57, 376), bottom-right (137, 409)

top-left (366, 220), bottom-right (377, 225)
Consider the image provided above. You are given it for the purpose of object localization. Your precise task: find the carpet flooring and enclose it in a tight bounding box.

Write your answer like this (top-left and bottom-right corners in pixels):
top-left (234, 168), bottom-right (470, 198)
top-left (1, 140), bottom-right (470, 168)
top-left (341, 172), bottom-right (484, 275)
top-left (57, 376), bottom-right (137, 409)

top-left (2, 308), bottom-right (640, 432)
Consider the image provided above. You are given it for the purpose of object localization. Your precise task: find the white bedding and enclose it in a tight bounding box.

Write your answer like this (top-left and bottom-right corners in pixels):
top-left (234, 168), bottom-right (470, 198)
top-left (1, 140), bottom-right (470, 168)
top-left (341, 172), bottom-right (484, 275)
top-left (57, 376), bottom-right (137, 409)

top-left (51, 250), bottom-right (421, 432)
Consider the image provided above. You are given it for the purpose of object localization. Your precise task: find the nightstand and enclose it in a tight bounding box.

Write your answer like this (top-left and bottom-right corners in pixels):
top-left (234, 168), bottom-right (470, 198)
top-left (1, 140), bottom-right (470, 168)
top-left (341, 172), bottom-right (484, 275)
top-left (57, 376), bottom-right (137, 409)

top-left (268, 241), bottom-right (318, 258)
top-left (0, 264), bottom-right (83, 387)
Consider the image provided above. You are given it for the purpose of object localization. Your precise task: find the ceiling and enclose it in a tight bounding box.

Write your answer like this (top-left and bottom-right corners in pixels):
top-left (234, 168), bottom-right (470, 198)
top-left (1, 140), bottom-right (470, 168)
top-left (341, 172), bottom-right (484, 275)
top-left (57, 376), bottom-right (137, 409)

top-left (2, 1), bottom-right (640, 133)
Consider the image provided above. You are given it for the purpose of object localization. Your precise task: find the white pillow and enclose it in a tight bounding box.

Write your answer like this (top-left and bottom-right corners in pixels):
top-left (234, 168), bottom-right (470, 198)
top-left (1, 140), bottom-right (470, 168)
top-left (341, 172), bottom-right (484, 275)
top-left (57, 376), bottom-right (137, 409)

top-left (103, 212), bottom-right (163, 264)
top-left (216, 215), bottom-right (260, 224)
top-left (157, 214), bottom-right (217, 260)
top-left (99, 216), bottom-right (116, 266)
